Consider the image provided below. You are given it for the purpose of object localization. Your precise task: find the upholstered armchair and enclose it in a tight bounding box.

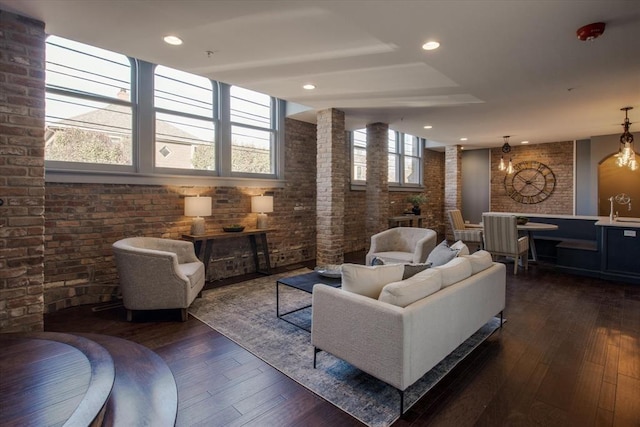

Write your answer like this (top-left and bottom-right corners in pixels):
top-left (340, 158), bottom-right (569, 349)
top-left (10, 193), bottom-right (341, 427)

top-left (365, 227), bottom-right (437, 265)
top-left (482, 213), bottom-right (529, 274)
top-left (112, 237), bottom-right (205, 321)
top-left (447, 209), bottom-right (483, 251)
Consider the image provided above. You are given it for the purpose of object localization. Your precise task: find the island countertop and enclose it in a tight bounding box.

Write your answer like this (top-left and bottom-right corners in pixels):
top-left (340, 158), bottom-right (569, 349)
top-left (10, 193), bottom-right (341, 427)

top-left (595, 217), bottom-right (640, 228)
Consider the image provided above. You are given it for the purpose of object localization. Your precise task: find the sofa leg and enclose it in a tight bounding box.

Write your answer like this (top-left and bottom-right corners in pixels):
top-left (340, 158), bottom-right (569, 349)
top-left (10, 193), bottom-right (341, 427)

top-left (398, 389), bottom-right (404, 417)
top-left (126, 309), bottom-right (133, 322)
top-left (313, 347), bottom-right (321, 368)
top-left (180, 308), bottom-right (188, 322)
top-left (500, 311), bottom-right (504, 328)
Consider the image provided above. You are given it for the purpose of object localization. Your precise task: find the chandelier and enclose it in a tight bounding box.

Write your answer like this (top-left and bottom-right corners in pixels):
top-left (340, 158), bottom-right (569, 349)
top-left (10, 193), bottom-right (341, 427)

top-left (498, 135), bottom-right (514, 174)
top-left (616, 107), bottom-right (638, 171)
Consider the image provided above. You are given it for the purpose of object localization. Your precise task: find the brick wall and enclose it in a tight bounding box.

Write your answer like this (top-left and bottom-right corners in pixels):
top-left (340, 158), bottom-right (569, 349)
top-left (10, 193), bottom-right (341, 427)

top-left (423, 149), bottom-right (446, 237)
top-left (491, 141), bottom-right (573, 214)
top-left (43, 118), bottom-right (319, 313)
top-left (0, 11), bottom-right (46, 332)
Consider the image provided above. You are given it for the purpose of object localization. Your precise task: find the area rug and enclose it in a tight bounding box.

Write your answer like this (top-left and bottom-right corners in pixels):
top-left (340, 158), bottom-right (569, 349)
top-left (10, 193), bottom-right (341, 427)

top-left (189, 269), bottom-right (503, 427)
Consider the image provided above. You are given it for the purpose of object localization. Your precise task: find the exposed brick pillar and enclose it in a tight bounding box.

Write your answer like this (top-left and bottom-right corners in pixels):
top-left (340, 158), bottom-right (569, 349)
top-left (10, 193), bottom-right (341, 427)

top-left (444, 145), bottom-right (462, 241)
top-left (316, 109), bottom-right (345, 266)
top-left (0, 11), bottom-right (46, 332)
top-left (366, 122), bottom-right (389, 239)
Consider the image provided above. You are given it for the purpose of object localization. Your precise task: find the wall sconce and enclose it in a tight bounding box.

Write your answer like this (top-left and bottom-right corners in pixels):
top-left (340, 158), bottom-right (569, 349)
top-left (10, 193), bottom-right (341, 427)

top-left (251, 195), bottom-right (273, 229)
top-left (185, 196), bottom-right (212, 235)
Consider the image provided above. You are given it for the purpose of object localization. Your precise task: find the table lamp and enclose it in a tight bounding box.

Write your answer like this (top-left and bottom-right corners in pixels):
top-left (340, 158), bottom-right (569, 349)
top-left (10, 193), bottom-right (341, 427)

top-left (185, 196), bottom-right (212, 235)
top-left (251, 195), bottom-right (273, 229)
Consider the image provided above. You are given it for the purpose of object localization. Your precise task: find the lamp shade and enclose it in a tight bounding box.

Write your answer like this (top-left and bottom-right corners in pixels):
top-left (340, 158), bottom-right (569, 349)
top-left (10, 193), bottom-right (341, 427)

top-left (251, 195), bottom-right (273, 214)
top-left (184, 196), bottom-right (212, 217)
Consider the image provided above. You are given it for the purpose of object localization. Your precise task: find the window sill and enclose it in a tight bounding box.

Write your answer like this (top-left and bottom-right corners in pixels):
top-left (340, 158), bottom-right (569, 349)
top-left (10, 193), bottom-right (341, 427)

top-left (45, 169), bottom-right (286, 188)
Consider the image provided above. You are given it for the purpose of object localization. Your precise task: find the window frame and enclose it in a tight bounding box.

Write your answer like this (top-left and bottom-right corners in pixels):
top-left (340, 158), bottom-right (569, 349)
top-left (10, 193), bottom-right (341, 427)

top-left (349, 128), bottom-right (424, 190)
top-left (44, 36), bottom-right (137, 173)
top-left (44, 36), bottom-right (284, 187)
top-left (153, 64), bottom-right (220, 176)
top-left (351, 128), bottom-right (367, 183)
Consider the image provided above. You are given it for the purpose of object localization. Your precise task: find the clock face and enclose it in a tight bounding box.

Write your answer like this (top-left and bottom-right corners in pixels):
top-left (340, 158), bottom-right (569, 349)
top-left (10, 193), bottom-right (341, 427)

top-left (504, 161), bottom-right (556, 204)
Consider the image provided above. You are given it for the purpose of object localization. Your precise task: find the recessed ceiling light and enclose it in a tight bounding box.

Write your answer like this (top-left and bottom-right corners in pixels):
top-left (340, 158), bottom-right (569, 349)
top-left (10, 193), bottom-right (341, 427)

top-left (422, 41), bottom-right (440, 51)
top-left (521, 140), bottom-right (529, 144)
top-left (460, 137), bottom-right (468, 141)
top-left (303, 84), bottom-right (316, 90)
top-left (163, 35), bottom-right (183, 46)
top-left (423, 125), bottom-right (433, 129)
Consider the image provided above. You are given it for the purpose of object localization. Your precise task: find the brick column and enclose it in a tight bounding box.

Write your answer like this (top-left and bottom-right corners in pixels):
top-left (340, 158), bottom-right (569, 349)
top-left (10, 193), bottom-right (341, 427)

top-left (0, 11), bottom-right (46, 332)
top-left (316, 109), bottom-right (345, 265)
top-left (366, 122), bottom-right (389, 239)
top-left (444, 145), bottom-right (462, 241)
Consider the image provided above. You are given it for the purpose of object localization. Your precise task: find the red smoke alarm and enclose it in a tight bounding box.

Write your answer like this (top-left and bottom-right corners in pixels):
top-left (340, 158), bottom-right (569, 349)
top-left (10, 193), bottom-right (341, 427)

top-left (576, 22), bottom-right (606, 41)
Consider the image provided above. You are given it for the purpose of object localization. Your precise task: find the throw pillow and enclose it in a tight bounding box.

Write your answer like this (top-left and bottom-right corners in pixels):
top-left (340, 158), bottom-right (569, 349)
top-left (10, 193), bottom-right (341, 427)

top-left (462, 250), bottom-right (493, 274)
top-left (450, 240), bottom-right (470, 256)
top-left (402, 262), bottom-right (432, 280)
top-left (427, 240), bottom-right (459, 267)
top-left (341, 263), bottom-right (405, 299)
top-left (371, 256), bottom-right (385, 266)
top-left (432, 257), bottom-right (472, 288)
top-left (379, 269), bottom-right (442, 307)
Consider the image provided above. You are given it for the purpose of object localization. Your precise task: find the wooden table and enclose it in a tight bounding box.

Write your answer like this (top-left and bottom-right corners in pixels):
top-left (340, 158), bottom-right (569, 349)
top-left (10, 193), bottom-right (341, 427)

top-left (388, 215), bottom-right (428, 228)
top-left (517, 222), bottom-right (559, 261)
top-left (182, 228), bottom-right (274, 278)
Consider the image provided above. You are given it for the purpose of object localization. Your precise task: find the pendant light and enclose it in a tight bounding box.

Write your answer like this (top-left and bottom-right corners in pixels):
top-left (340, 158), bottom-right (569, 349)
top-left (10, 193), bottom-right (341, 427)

top-left (616, 107), bottom-right (637, 171)
top-left (498, 136), bottom-right (514, 174)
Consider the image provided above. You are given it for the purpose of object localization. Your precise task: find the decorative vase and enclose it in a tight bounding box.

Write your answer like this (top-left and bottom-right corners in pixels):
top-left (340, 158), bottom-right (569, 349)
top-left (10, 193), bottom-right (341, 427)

top-left (412, 205), bottom-right (421, 215)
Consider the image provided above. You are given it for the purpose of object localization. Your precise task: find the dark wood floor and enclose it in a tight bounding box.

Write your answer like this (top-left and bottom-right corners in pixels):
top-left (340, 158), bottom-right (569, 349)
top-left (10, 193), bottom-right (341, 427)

top-left (44, 256), bottom-right (640, 427)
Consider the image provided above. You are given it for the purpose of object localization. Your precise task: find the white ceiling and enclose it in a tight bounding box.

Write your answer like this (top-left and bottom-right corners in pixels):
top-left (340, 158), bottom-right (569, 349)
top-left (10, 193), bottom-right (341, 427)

top-left (2, 0), bottom-right (640, 149)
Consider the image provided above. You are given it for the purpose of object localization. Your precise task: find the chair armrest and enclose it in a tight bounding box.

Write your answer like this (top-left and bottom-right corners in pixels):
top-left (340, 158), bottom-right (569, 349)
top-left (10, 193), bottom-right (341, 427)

top-left (151, 239), bottom-right (200, 264)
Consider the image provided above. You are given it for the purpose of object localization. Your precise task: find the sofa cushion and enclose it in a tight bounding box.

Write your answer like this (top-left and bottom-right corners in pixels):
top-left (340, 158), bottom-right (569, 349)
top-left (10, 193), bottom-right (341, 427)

top-left (432, 257), bottom-right (472, 288)
top-left (378, 268), bottom-right (442, 307)
top-left (450, 240), bottom-right (470, 256)
top-left (369, 251), bottom-right (415, 264)
top-left (341, 263), bottom-right (405, 299)
top-left (402, 262), bottom-right (432, 279)
top-left (427, 240), bottom-right (459, 266)
top-left (461, 250), bottom-right (493, 274)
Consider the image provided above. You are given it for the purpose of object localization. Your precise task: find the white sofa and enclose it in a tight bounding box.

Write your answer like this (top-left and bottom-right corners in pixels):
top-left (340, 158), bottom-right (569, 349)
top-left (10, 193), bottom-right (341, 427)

top-left (311, 251), bottom-right (506, 414)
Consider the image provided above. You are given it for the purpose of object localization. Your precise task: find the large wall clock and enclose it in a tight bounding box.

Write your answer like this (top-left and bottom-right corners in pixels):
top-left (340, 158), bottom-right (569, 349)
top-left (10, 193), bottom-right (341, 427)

top-left (504, 160), bottom-right (556, 204)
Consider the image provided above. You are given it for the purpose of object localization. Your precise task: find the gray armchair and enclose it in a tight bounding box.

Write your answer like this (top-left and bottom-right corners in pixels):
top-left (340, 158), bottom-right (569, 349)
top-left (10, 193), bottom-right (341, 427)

top-left (112, 237), bottom-right (205, 321)
top-left (365, 227), bottom-right (437, 265)
top-left (482, 214), bottom-right (529, 275)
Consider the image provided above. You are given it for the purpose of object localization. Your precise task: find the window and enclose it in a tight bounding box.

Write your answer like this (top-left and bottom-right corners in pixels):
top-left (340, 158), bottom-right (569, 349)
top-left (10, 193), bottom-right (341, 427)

top-left (154, 65), bottom-right (216, 171)
top-left (403, 133), bottom-right (421, 184)
top-left (388, 130), bottom-right (399, 183)
top-left (352, 128), bottom-right (367, 181)
top-left (230, 86), bottom-right (274, 175)
top-left (45, 36), bottom-right (133, 168)
top-left (350, 128), bottom-right (423, 186)
top-left (45, 36), bottom-right (282, 185)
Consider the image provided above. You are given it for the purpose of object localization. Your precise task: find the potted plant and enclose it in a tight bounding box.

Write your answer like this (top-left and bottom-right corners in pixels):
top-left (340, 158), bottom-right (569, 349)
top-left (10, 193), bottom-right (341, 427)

top-left (406, 193), bottom-right (427, 215)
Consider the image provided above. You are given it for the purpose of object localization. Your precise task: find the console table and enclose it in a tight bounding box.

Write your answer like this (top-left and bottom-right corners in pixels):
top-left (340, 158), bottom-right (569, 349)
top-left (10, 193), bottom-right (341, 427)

top-left (388, 215), bottom-right (428, 228)
top-left (182, 228), bottom-right (274, 279)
